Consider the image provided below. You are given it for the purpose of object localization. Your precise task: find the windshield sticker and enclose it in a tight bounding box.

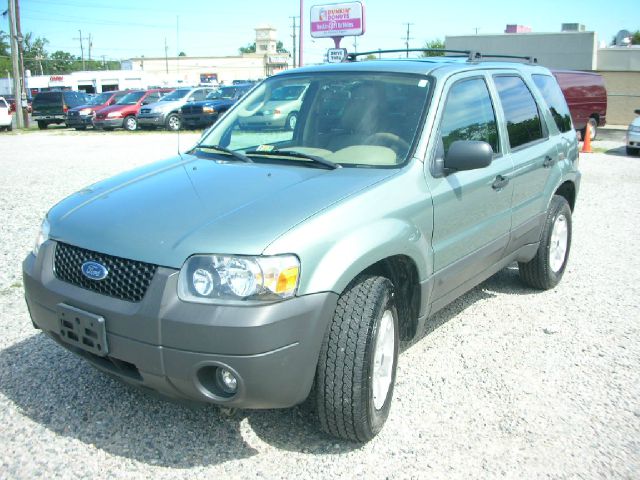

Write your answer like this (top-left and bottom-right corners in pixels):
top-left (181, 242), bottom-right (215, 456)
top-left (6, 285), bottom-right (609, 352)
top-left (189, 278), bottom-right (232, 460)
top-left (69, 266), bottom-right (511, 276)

top-left (418, 79), bottom-right (428, 88)
top-left (256, 145), bottom-right (275, 152)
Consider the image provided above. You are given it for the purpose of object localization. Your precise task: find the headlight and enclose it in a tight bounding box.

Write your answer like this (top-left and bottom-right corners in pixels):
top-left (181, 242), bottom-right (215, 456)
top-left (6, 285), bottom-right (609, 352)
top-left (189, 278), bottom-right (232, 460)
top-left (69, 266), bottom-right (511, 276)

top-left (79, 108), bottom-right (92, 115)
top-left (202, 106), bottom-right (216, 114)
top-left (629, 125), bottom-right (640, 133)
top-left (178, 254), bottom-right (300, 303)
top-left (32, 218), bottom-right (50, 256)
top-left (107, 111), bottom-right (122, 118)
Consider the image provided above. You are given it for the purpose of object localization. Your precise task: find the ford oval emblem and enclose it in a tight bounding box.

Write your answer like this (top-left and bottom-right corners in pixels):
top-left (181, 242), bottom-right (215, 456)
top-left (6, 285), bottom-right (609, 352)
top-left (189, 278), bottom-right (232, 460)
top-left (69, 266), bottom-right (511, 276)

top-left (81, 261), bottom-right (109, 281)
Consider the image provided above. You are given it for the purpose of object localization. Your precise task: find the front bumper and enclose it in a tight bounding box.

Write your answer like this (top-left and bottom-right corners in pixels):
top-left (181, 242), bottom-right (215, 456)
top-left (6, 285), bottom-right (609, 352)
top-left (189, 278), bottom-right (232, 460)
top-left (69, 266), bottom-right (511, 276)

top-left (137, 114), bottom-right (165, 126)
top-left (627, 131), bottom-right (640, 148)
top-left (23, 242), bottom-right (337, 408)
top-left (182, 113), bottom-right (218, 128)
top-left (66, 115), bottom-right (94, 128)
top-left (94, 117), bottom-right (124, 129)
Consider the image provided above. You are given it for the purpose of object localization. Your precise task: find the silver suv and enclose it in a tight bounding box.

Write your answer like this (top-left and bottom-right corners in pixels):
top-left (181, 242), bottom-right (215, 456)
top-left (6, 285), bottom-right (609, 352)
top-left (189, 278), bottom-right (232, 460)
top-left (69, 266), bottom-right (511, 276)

top-left (23, 50), bottom-right (580, 442)
top-left (137, 87), bottom-right (213, 131)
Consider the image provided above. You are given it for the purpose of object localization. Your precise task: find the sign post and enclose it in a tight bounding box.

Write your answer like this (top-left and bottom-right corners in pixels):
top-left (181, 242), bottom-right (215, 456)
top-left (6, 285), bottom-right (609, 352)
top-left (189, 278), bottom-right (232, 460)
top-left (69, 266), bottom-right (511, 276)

top-left (310, 1), bottom-right (365, 59)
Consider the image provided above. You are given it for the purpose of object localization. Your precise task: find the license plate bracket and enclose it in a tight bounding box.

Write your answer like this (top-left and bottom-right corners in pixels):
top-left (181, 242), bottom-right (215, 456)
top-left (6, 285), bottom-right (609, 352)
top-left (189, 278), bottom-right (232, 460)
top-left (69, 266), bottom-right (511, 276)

top-left (56, 304), bottom-right (108, 357)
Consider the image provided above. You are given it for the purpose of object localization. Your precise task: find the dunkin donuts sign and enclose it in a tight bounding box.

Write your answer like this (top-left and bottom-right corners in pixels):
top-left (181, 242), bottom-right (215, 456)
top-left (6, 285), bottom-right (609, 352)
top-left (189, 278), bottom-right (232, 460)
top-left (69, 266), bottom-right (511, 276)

top-left (310, 1), bottom-right (365, 38)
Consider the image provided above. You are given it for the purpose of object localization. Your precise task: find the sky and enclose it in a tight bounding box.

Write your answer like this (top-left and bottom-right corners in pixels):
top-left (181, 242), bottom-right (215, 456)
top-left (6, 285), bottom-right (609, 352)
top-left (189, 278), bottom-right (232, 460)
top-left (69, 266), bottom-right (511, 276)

top-left (2, 0), bottom-right (638, 65)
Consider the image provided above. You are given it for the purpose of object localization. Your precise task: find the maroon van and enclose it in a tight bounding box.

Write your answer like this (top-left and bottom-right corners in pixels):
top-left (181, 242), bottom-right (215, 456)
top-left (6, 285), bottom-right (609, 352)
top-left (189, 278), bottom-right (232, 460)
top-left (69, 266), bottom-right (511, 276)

top-left (551, 70), bottom-right (607, 140)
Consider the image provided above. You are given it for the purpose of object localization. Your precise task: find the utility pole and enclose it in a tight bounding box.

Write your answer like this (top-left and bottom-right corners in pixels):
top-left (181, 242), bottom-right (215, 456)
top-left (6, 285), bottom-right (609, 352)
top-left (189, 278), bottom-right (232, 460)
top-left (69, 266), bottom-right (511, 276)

top-left (164, 38), bottom-right (169, 73)
top-left (88, 33), bottom-right (92, 61)
top-left (73, 29), bottom-right (86, 70)
top-left (299, 0), bottom-right (304, 67)
top-left (15, 0), bottom-right (28, 126)
top-left (403, 22), bottom-right (414, 58)
top-left (101, 55), bottom-right (107, 69)
top-left (290, 16), bottom-right (298, 68)
top-left (8, 0), bottom-right (24, 128)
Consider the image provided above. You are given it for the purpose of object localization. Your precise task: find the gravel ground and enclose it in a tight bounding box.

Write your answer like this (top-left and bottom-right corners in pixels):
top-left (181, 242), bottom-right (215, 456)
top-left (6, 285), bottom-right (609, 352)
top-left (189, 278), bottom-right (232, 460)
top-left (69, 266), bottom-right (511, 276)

top-left (0, 130), bottom-right (639, 479)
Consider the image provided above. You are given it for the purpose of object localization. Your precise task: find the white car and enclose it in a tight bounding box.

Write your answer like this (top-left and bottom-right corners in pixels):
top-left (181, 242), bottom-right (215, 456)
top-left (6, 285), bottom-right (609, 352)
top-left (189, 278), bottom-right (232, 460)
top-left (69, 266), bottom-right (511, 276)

top-left (0, 97), bottom-right (13, 131)
top-left (627, 109), bottom-right (640, 156)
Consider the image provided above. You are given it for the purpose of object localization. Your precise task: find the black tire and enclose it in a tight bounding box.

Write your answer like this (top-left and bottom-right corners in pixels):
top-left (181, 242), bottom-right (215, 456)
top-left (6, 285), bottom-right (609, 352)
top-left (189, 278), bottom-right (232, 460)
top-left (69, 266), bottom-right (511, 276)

top-left (123, 115), bottom-right (137, 131)
top-left (519, 195), bottom-right (572, 290)
top-left (37, 121), bottom-right (47, 130)
top-left (286, 112), bottom-right (297, 131)
top-left (627, 146), bottom-right (639, 156)
top-left (7, 124), bottom-right (12, 131)
top-left (315, 275), bottom-right (399, 442)
top-left (102, 127), bottom-right (114, 131)
top-left (166, 113), bottom-right (181, 131)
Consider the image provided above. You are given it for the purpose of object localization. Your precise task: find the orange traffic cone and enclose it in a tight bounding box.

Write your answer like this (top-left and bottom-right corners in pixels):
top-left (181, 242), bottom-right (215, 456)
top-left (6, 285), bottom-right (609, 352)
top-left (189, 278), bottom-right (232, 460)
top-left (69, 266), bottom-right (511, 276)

top-left (581, 122), bottom-right (593, 153)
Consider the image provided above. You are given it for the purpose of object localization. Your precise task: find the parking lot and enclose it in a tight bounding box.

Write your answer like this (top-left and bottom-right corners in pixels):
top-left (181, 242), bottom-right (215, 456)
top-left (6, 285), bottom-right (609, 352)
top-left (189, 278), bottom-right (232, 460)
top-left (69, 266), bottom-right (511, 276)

top-left (0, 129), bottom-right (639, 478)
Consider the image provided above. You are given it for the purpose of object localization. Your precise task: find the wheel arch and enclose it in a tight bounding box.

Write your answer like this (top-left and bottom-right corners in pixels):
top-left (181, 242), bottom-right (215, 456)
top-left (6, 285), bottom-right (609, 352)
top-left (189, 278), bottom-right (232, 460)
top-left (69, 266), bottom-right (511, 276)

top-left (555, 180), bottom-right (576, 211)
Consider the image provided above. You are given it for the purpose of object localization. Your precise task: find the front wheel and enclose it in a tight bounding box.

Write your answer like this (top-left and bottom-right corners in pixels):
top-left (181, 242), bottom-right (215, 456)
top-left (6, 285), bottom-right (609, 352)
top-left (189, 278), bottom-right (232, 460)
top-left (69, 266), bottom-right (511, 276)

top-left (519, 195), bottom-right (572, 290)
top-left (37, 121), bottom-right (47, 130)
top-left (123, 115), bottom-right (137, 131)
top-left (166, 113), bottom-right (181, 131)
top-left (315, 275), bottom-right (399, 442)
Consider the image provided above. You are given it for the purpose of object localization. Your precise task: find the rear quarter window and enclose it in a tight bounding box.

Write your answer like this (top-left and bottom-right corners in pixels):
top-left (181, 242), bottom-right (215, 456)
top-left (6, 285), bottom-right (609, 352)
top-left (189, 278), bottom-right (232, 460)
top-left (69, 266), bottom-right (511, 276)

top-left (532, 74), bottom-right (573, 133)
top-left (493, 75), bottom-right (544, 149)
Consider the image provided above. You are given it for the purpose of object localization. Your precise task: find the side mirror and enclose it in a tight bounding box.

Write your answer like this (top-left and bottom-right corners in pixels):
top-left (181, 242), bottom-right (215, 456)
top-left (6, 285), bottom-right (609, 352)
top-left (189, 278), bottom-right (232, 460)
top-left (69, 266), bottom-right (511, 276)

top-left (444, 140), bottom-right (493, 172)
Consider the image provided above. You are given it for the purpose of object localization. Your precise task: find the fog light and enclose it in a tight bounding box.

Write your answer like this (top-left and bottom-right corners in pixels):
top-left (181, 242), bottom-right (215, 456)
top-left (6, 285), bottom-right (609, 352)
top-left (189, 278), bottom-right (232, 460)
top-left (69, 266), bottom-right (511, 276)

top-left (217, 368), bottom-right (238, 394)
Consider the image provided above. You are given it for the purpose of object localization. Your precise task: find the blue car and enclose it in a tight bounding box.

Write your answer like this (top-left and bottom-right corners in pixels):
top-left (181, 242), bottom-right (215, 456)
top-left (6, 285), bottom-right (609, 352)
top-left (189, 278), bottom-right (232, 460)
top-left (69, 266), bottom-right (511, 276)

top-left (180, 83), bottom-right (254, 129)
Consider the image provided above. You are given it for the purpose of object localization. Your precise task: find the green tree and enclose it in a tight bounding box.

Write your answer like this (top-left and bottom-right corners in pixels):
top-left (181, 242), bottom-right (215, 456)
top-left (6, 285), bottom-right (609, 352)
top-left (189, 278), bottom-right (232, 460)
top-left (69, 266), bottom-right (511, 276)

top-left (0, 30), bottom-right (9, 56)
top-left (178, 51), bottom-right (186, 56)
top-left (47, 50), bottom-right (78, 74)
top-left (239, 41), bottom-right (288, 54)
top-left (632, 30), bottom-right (640, 45)
top-left (421, 39), bottom-right (445, 57)
top-left (22, 33), bottom-right (49, 76)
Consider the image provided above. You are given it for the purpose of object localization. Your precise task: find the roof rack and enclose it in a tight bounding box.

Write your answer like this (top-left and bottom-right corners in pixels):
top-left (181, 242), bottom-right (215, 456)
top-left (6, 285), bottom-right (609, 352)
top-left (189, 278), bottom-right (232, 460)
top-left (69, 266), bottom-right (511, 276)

top-left (475, 53), bottom-right (537, 64)
top-left (346, 49), bottom-right (537, 64)
top-left (346, 49), bottom-right (477, 62)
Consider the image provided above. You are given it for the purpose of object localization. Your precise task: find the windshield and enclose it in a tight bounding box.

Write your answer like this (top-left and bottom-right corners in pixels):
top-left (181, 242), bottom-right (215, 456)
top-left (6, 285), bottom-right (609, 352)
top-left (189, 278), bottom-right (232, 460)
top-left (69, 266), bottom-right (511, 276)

top-left (160, 89), bottom-right (189, 101)
top-left (87, 92), bottom-right (113, 105)
top-left (116, 91), bottom-right (145, 105)
top-left (198, 72), bottom-right (431, 167)
top-left (206, 87), bottom-right (237, 100)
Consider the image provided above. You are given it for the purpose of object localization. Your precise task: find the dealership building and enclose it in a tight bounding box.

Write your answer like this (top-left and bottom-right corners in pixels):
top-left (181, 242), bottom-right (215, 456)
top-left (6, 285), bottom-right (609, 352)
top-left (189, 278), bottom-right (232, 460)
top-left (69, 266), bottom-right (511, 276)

top-left (446, 25), bottom-right (640, 124)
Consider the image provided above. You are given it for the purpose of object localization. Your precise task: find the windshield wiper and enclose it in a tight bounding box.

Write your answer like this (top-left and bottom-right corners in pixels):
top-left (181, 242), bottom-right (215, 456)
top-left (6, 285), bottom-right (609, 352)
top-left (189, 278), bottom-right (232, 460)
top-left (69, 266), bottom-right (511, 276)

top-left (194, 144), bottom-right (253, 163)
top-left (245, 149), bottom-right (340, 170)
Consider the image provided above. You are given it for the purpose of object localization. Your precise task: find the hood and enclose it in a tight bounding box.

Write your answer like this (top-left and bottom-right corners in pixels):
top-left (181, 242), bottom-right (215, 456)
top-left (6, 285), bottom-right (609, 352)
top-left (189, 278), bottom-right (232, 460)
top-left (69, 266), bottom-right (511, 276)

top-left (631, 116), bottom-right (640, 128)
top-left (70, 103), bottom-right (104, 113)
top-left (47, 154), bottom-right (396, 269)
top-left (146, 100), bottom-right (183, 112)
top-left (97, 104), bottom-right (136, 115)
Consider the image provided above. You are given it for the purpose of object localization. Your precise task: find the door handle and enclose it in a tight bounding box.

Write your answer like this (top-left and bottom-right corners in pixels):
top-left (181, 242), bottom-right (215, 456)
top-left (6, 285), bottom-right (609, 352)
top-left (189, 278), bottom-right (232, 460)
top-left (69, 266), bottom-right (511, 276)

top-left (492, 175), bottom-right (509, 190)
top-left (543, 156), bottom-right (556, 168)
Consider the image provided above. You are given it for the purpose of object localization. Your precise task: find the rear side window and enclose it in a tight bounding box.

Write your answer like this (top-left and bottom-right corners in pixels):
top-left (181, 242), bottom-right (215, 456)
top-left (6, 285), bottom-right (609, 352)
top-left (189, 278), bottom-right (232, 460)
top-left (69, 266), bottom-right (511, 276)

top-left (493, 75), bottom-right (544, 149)
top-left (34, 92), bottom-right (62, 105)
top-left (439, 77), bottom-right (499, 155)
top-left (532, 74), bottom-right (572, 133)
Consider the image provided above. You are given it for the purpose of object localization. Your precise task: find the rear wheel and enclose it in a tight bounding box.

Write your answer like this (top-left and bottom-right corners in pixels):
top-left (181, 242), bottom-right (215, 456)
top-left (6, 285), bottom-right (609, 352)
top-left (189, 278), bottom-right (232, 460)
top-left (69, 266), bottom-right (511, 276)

top-left (519, 195), bottom-right (572, 290)
top-left (315, 275), bottom-right (399, 442)
top-left (286, 112), bottom-right (297, 131)
top-left (166, 113), bottom-right (181, 131)
top-left (37, 121), bottom-right (47, 130)
top-left (123, 115), bottom-right (137, 131)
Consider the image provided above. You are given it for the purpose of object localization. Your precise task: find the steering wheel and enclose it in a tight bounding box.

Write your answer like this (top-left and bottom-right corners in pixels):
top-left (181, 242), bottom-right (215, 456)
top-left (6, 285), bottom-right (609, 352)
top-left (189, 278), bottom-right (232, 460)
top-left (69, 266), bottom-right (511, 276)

top-left (364, 132), bottom-right (410, 156)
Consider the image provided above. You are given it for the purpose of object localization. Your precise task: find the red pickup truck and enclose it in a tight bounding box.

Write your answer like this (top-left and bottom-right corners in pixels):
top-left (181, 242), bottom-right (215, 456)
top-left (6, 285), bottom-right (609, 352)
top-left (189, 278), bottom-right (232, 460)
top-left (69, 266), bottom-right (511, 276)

top-left (552, 70), bottom-right (607, 141)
